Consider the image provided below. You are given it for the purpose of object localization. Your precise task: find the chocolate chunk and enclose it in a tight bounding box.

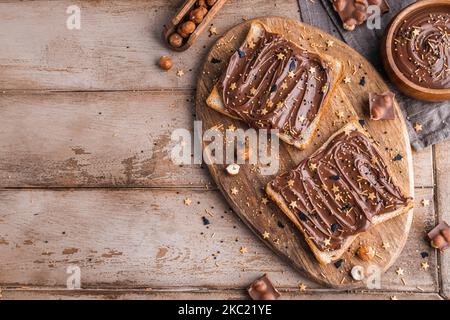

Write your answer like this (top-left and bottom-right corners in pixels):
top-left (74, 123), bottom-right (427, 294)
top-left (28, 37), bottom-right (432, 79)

top-left (393, 154), bottom-right (403, 161)
top-left (359, 76), bottom-right (366, 87)
top-left (369, 91), bottom-right (395, 121)
top-left (330, 175), bottom-right (340, 181)
top-left (247, 274), bottom-right (281, 300)
top-left (420, 251), bottom-right (429, 259)
top-left (427, 221), bottom-right (450, 251)
top-left (331, 0), bottom-right (390, 31)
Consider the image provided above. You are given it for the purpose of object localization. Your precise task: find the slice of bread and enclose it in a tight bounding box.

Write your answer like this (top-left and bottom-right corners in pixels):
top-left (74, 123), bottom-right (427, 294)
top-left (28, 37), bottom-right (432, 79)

top-left (206, 21), bottom-right (344, 150)
top-left (265, 121), bottom-right (414, 264)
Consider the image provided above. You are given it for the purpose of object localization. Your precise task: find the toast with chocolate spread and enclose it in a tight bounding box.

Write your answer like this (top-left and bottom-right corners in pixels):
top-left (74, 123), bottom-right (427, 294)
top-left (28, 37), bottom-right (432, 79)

top-left (206, 21), bottom-right (343, 150)
top-left (266, 121), bottom-right (414, 264)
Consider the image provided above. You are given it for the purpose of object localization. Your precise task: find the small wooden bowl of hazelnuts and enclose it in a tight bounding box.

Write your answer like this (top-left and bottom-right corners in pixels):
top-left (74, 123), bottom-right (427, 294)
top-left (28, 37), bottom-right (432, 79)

top-left (163, 0), bottom-right (228, 51)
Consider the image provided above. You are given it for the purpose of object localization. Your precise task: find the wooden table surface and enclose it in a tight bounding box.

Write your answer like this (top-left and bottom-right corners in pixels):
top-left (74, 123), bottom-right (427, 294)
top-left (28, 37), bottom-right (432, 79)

top-left (0, 0), bottom-right (448, 300)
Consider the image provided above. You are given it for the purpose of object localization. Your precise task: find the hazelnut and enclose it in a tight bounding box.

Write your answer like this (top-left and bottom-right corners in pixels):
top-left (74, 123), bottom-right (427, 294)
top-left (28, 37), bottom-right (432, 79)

top-left (197, 0), bottom-right (207, 6)
top-left (226, 164), bottom-right (240, 176)
top-left (368, 0), bottom-right (382, 5)
top-left (343, 18), bottom-right (357, 31)
top-left (168, 32), bottom-right (183, 48)
top-left (253, 279), bottom-right (267, 292)
top-left (177, 21), bottom-right (196, 38)
top-left (207, 0), bottom-right (217, 6)
top-left (431, 235), bottom-right (446, 249)
top-left (441, 228), bottom-right (450, 242)
top-left (189, 7), bottom-right (208, 24)
top-left (357, 245), bottom-right (376, 261)
top-left (158, 56), bottom-right (173, 71)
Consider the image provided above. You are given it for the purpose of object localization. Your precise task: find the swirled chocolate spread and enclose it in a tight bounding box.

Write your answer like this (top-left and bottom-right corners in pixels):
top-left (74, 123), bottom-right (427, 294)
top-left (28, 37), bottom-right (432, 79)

top-left (217, 28), bottom-right (331, 139)
top-left (392, 5), bottom-right (450, 89)
top-left (270, 125), bottom-right (410, 251)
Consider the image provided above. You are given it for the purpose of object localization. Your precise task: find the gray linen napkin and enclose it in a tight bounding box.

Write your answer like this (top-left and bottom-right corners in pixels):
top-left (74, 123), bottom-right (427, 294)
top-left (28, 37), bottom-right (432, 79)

top-left (298, 0), bottom-right (450, 150)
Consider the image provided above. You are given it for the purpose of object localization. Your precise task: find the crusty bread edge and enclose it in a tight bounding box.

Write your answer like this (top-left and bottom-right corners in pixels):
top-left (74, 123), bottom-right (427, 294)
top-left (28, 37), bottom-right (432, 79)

top-left (265, 121), bottom-right (414, 264)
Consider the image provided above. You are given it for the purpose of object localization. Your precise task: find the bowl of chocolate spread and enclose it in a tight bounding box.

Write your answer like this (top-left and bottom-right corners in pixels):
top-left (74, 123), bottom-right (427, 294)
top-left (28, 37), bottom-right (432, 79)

top-left (382, 0), bottom-right (450, 101)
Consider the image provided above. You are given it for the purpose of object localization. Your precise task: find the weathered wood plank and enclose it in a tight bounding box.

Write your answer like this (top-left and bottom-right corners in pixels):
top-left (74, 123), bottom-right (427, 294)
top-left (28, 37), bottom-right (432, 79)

top-left (0, 0), bottom-right (300, 91)
top-left (0, 288), bottom-right (443, 300)
top-left (0, 91), bottom-right (211, 188)
top-left (0, 188), bottom-right (436, 291)
top-left (434, 141), bottom-right (450, 299)
top-left (0, 91), bottom-right (433, 188)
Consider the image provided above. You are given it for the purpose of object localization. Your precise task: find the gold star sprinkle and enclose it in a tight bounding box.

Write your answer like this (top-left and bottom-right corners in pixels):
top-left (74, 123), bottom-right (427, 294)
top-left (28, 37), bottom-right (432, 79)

top-left (176, 69), bottom-right (185, 77)
top-left (287, 179), bottom-right (295, 187)
top-left (309, 66), bottom-right (316, 74)
top-left (247, 40), bottom-right (256, 49)
top-left (396, 267), bottom-right (404, 276)
top-left (421, 199), bottom-right (430, 207)
top-left (382, 242), bottom-right (391, 250)
top-left (231, 187), bottom-right (239, 195)
top-left (280, 82), bottom-right (288, 90)
top-left (209, 25), bottom-right (217, 36)
top-left (412, 28), bottom-right (421, 37)
top-left (266, 99), bottom-right (274, 108)
top-left (322, 85), bottom-right (328, 93)
top-left (261, 108), bottom-right (268, 115)
top-left (229, 82), bottom-right (237, 90)
top-left (309, 163), bottom-right (317, 171)
top-left (414, 123), bottom-right (423, 132)
top-left (336, 111), bottom-right (345, 119)
top-left (332, 185), bottom-right (340, 193)
top-left (261, 197), bottom-right (269, 205)
top-left (276, 101), bottom-right (284, 109)
top-left (368, 192), bottom-right (376, 201)
top-left (323, 238), bottom-right (331, 246)
top-left (250, 87), bottom-right (257, 95)
top-left (262, 231), bottom-right (270, 239)
top-left (298, 283), bottom-right (307, 292)
top-left (239, 246), bottom-right (248, 254)
top-left (335, 194), bottom-right (343, 202)
top-left (390, 295), bottom-right (398, 300)
top-left (288, 71), bottom-right (295, 78)
top-left (277, 52), bottom-right (285, 60)
top-left (343, 76), bottom-right (351, 84)
top-left (289, 201), bottom-right (298, 209)
top-left (321, 183), bottom-right (328, 191)
top-left (421, 261), bottom-right (429, 270)
top-left (326, 40), bottom-right (334, 47)
top-left (298, 115), bottom-right (305, 122)
top-left (184, 198), bottom-right (192, 206)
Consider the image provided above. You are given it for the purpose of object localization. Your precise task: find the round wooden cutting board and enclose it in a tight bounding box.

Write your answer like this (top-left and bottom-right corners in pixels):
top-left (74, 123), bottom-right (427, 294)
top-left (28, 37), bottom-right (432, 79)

top-left (195, 16), bottom-right (414, 288)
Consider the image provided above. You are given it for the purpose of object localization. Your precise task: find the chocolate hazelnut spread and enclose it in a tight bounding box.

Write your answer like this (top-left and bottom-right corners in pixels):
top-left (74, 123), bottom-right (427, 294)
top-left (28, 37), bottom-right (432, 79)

top-left (392, 5), bottom-right (450, 89)
top-left (217, 28), bottom-right (331, 139)
top-left (270, 127), bottom-right (410, 251)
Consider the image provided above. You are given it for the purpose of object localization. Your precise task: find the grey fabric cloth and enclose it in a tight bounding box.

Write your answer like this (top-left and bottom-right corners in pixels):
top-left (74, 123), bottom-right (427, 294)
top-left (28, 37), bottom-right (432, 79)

top-left (298, 0), bottom-right (450, 150)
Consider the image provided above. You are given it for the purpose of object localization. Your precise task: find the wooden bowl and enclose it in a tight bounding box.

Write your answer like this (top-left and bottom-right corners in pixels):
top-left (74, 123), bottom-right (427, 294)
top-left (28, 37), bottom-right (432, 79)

top-left (163, 0), bottom-right (228, 52)
top-left (381, 0), bottom-right (450, 102)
